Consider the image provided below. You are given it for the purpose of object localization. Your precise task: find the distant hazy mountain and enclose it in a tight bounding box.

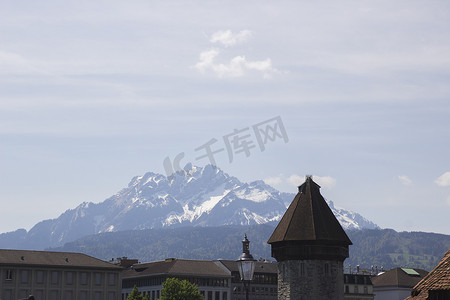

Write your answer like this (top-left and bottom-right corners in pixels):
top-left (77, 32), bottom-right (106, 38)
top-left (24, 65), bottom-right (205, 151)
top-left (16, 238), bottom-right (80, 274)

top-left (0, 164), bottom-right (377, 250)
top-left (52, 225), bottom-right (450, 272)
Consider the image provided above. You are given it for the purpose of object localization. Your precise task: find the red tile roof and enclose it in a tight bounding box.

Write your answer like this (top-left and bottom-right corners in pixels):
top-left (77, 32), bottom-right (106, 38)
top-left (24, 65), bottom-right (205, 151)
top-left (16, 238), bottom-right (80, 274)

top-left (406, 250), bottom-right (450, 300)
top-left (371, 268), bottom-right (428, 288)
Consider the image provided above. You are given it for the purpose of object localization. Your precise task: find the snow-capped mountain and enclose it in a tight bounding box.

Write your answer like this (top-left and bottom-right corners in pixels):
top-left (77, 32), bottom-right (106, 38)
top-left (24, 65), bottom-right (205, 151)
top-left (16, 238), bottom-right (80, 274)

top-left (0, 164), bottom-right (378, 250)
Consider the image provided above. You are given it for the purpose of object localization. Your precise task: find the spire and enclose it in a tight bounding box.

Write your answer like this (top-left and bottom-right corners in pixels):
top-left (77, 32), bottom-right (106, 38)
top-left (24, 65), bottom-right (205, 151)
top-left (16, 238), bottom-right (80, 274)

top-left (268, 175), bottom-right (352, 261)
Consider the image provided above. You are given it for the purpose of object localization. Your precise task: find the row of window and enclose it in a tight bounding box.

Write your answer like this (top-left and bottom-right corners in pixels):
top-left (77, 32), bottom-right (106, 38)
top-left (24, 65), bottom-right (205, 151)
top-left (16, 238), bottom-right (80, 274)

top-left (200, 290), bottom-right (228, 300)
top-left (234, 286), bottom-right (277, 296)
top-left (2, 269), bottom-right (116, 286)
top-left (2, 289), bottom-right (116, 300)
top-left (344, 285), bottom-right (370, 294)
top-left (122, 290), bottom-right (228, 300)
top-left (123, 276), bottom-right (229, 289)
top-left (231, 272), bottom-right (277, 285)
top-left (122, 290), bottom-right (160, 300)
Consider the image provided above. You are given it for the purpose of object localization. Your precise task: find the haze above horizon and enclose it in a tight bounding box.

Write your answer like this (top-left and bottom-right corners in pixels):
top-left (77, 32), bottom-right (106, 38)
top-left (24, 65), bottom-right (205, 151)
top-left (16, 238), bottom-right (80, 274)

top-left (1, 1), bottom-right (449, 235)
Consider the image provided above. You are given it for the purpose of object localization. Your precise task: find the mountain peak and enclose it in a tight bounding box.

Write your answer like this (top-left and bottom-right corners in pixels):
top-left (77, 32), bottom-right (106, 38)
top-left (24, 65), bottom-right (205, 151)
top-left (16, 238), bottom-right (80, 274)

top-left (0, 164), bottom-right (379, 249)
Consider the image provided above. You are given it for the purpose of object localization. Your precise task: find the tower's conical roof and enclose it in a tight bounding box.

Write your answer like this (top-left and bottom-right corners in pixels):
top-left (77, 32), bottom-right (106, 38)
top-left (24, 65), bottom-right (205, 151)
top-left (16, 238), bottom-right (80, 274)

top-left (268, 176), bottom-right (352, 245)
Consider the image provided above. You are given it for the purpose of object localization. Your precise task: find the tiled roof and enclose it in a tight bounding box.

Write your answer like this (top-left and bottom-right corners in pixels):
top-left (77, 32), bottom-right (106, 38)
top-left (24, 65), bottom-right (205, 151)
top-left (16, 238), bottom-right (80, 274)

top-left (0, 249), bottom-right (122, 270)
top-left (218, 260), bottom-right (277, 274)
top-left (123, 259), bottom-right (230, 278)
top-left (267, 176), bottom-right (352, 245)
top-left (371, 268), bottom-right (428, 288)
top-left (406, 250), bottom-right (450, 299)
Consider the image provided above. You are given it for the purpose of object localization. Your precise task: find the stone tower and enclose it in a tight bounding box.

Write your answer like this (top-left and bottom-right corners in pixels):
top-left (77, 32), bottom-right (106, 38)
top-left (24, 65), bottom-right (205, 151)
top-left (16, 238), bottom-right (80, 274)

top-left (268, 176), bottom-right (352, 300)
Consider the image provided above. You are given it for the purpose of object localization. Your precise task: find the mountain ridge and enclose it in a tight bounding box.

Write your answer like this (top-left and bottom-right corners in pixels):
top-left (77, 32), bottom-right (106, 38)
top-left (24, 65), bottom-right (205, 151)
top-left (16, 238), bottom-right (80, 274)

top-left (0, 164), bottom-right (378, 250)
top-left (50, 225), bottom-right (450, 272)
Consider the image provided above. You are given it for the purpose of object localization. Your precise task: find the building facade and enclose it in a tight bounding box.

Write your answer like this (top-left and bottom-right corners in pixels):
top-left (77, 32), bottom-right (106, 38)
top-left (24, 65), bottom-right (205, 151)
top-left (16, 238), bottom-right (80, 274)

top-left (122, 258), bottom-right (231, 300)
top-left (0, 249), bottom-right (123, 300)
top-left (217, 260), bottom-right (277, 300)
top-left (344, 273), bottom-right (374, 300)
top-left (371, 268), bottom-right (428, 300)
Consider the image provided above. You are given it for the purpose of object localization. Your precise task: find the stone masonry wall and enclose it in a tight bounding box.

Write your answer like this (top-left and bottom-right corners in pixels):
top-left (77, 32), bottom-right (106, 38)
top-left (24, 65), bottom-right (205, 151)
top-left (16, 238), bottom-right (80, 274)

top-left (277, 259), bottom-right (344, 300)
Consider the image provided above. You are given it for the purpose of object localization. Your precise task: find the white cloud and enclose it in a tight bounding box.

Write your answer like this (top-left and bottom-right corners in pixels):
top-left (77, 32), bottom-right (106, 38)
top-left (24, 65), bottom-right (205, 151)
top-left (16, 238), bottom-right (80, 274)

top-left (398, 175), bottom-right (413, 186)
top-left (286, 174), bottom-right (336, 189)
top-left (313, 176), bottom-right (337, 189)
top-left (0, 50), bottom-right (43, 75)
top-left (194, 49), bottom-right (276, 78)
top-left (435, 172), bottom-right (450, 187)
top-left (210, 30), bottom-right (252, 47)
top-left (287, 174), bottom-right (303, 187)
top-left (264, 176), bottom-right (282, 186)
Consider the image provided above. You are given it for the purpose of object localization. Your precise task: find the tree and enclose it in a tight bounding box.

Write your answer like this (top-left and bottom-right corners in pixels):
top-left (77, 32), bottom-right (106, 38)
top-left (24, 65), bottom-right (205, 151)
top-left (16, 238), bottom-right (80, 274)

top-left (127, 285), bottom-right (143, 300)
top-left (160, 277), bottom-right (203, 300)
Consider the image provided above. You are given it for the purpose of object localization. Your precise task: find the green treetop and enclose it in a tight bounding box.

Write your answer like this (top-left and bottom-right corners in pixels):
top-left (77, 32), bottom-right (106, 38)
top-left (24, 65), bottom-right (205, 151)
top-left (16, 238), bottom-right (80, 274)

top-left (160, 277), bottom-right (203, 300)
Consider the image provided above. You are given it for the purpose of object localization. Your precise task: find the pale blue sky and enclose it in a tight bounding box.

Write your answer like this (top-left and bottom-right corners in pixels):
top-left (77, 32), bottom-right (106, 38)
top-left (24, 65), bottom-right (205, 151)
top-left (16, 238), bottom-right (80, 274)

top-left (1, 1), bottom-right (449, 234)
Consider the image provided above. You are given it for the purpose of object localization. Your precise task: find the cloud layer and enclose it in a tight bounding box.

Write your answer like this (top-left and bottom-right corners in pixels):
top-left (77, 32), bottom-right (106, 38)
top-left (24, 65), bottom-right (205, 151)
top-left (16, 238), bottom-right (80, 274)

top-left (210, 30), bottom-right (251, 47)
top-left (265, 174), bottom-right (336, 189)
top-left (398, 175), bottom-right (413, 186)
top-left (195, 30), bottom-right (277, 78)
top-left (435, 172), bottom-right (450, 187)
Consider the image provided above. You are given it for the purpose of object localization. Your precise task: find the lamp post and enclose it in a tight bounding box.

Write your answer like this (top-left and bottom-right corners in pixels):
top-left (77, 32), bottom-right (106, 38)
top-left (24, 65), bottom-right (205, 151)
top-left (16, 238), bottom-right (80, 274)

top-left (237, 234), bottom-right (256, 300)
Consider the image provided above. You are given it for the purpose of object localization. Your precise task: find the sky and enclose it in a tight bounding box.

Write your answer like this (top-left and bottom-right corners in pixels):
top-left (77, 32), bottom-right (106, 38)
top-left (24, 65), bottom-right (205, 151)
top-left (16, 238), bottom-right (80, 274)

top-left (1, 1), bottom-right (450, 235)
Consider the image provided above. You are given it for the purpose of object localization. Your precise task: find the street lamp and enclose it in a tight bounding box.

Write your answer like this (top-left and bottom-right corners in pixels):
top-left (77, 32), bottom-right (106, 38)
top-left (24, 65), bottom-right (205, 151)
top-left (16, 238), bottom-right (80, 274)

top-left (237, 234), bottom-right (256, 300)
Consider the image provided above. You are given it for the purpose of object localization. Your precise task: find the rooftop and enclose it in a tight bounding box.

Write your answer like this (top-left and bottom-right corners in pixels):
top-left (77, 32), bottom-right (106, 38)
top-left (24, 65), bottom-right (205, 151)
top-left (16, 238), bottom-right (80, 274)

top-left (407, 250), bottom-right (450, 299)
top-left (0, 249), bottom-right (122, 270)
top-left (123, 258), bottom-right (231, 278)
top-left (268, 176), bottom-right (352, 245)
top-left (371, 267), bottom-right (428, 288)
top-left (218, 260), bottom-right (277, 274)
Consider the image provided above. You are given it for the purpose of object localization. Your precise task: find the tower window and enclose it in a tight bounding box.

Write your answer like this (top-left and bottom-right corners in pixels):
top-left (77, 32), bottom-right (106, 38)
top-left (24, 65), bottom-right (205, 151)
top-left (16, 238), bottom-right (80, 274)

top-left (6, 269), bottom-right (13, 281)
top-left (324, 263), bottom-right (330, 275)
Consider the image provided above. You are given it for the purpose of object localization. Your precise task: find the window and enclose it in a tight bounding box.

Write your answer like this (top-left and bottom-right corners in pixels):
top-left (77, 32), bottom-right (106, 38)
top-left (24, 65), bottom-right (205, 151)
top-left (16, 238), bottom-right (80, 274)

top-left (80, 291), bottom-right (88, 300)
top-left (65, 291), bottom-right (73, 300)
top-left (94, 272), bottom-right (102, 285)
top-left (152, 290), bottom-right (155, 300)
top-left (300, 262), bottom-right (305, 276)
top-left (80, 272), bottom-right (88, 285)
top-left (51, 271), bottom-right (60, 285)
top-left (345, 285), bottom-right (349, 293)
top-left (34, 290), bottom-right (43, 300)
top-left (49, 290), bottom-right (58, 300)
top-left (223, 291), bottom-right (228, 300)
top-left (364, 286), bottom-right (368, 294)
top-left (208, 291), bottom-right (212, 300)
top-left (94, 291), bottom-right (102, 300)
top-left (156, 290), bottom-right (160, 299)
top-left (215, 291), bottom-right (220, 300)
top-left (5, 269), bottom-right (13, 281)
top-left (66, 271), bottom-right (74, 285)
top-left (108, 273), bottom-right (116, 285)
top-left (108, 292), bottom-right (116, 300)
top-left (20, 270), bottom-right (29, 284)
top-left (36, 270), bottom-right (44, 284)
top-left (324, 263), bottom-right (330, 275)
top-left (3, 289), bottom-right (12, 300)
top-left (354, 286), bottom-right (358, 294)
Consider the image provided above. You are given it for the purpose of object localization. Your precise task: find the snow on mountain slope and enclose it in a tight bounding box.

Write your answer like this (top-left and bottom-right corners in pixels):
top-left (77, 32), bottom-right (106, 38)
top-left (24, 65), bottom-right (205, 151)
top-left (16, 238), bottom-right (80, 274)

top-left (0, 164), bottom-right (378, 249)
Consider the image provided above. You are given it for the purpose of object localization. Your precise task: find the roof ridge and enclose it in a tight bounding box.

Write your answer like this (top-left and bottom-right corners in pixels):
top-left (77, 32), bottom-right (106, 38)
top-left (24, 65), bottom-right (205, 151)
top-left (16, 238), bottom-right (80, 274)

top-left (307, 179), bottom-right (316, 240)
